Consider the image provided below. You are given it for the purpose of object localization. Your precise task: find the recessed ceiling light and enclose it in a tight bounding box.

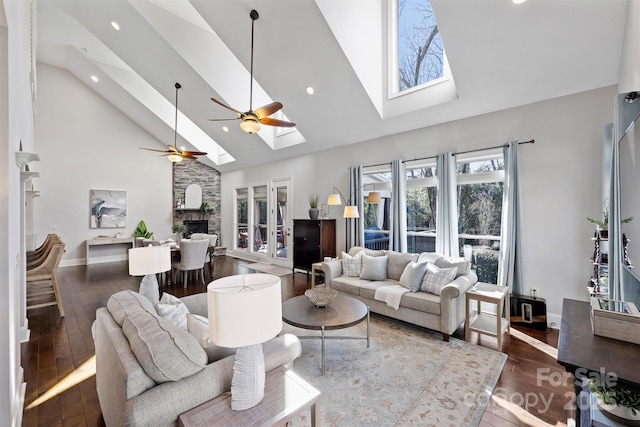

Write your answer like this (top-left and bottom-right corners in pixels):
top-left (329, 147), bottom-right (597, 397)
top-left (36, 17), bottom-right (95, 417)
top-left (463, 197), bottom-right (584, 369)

top-left (222, 126), bottom-right (229, 132)
top-left (306, 86), bottom-right (315, 95)
top-left (512, 0), bottom-right (526, 4)
top-left (90, 75), bottom-right (99, 82)
top-left (111, 21), bottom-right (120, 31)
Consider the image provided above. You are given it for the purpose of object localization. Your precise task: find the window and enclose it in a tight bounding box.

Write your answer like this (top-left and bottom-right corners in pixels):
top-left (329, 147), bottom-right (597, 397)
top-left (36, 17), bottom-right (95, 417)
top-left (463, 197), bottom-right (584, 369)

top-left (253, 185), bottom-right (268, 253)
top-left (236, 188), bottom-right (248, 250)
top-left (405, 162), bottom-right (437, 253)
top-left (394, 0), bottom-right (445, 93)
top-left (457, 153), bottom-right (505, 284)
top-left (362, 170), bottom-right (392, 250)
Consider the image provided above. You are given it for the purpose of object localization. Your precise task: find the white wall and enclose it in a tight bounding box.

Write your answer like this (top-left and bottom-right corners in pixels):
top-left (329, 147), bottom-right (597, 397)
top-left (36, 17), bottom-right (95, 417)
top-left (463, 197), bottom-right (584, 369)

top-left (222, 85), bottom-right (617, 324)
top-left (33, 64), bottom-right (173, 265)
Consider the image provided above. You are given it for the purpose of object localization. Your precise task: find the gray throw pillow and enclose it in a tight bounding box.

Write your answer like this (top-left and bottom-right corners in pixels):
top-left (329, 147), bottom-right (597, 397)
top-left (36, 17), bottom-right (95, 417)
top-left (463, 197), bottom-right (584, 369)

top-left (435, 256), bottom-right (471, 277)
top-left (421, 263), bottom-right (458, 295)
top-left (359, 254), bottom-right (389, 281)
top-left (385, 251), bottom-right (418, 281)
top-left (399, 261), bottom-right (429, 292)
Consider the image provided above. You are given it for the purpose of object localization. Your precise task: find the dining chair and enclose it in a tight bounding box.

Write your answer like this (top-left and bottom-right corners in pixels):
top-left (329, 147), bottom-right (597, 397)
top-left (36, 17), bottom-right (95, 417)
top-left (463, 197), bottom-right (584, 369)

top-left (190, 233), bottom-right (218, 276)
top-left (172, 239), bottom-right (209, 288)
top-left (27, 235), bottom-right (62, 270)
top-left (26, 242), bottom-right (66, 317)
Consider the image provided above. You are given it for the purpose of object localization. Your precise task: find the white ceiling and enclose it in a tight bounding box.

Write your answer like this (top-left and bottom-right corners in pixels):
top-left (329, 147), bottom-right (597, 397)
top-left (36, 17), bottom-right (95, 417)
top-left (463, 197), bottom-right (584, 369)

top-left (36, 0), bottom-right (629, 173)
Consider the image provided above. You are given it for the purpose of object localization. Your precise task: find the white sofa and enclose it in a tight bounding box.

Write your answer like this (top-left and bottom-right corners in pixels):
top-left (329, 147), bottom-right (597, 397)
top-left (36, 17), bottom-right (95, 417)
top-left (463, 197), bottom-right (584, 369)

top-left (322, 246), bottom-right (478, 341)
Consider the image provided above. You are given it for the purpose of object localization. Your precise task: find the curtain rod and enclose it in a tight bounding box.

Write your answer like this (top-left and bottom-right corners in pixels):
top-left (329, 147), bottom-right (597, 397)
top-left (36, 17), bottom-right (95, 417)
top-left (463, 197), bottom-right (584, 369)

top-left (401, 139), bottom-right (535, 164)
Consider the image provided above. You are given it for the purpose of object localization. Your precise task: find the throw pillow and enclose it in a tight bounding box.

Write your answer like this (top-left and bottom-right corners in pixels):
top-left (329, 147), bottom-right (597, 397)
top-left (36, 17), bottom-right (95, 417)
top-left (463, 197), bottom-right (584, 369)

top-left (435, 256), bottom-right (472, 277)
top-left (122, 310), bottom-right (206, 383)
top-left (385, 251), bottom-right (418, 281)
top-left (342, 251), bottom-right (363, 277)
top-left (359, 254), bottom-right (389, 281)
top-left (399, 261), bottom-right (429, 292)
top-left (186, 314), bottom-right (237, 363)
top-left (155, 293), bottom-right (190, 330)
top-left (421, 263), bottom-right (458, 295)
top-left (107, 290), bottom-right (158, 327)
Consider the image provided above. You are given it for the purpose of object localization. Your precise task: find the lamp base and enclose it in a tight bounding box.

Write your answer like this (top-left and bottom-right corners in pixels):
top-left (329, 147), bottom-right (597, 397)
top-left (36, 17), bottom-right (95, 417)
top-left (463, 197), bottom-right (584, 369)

top-left (231, 343), bottom-right (265, 411)
top-left (139, 274), bottom-right (160, 305)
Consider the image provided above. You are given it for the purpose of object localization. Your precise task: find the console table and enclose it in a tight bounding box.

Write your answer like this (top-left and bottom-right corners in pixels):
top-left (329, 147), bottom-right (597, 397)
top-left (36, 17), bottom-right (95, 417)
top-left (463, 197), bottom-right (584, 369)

top-left (85, 237), bottom-right (135, 265)
top-left (557, 299), bottom-right (640, 425)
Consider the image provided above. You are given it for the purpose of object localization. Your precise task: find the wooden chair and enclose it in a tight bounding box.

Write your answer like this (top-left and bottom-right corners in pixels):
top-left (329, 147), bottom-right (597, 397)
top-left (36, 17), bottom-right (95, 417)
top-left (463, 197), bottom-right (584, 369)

top-left (172, 239), bottom-right (209, 288)
top-left (26, 242), bottom-right (66, 317)
top-left (26, 234), bottom-right (61, 267)
top-left (27, 234), bottom-right (59, 260)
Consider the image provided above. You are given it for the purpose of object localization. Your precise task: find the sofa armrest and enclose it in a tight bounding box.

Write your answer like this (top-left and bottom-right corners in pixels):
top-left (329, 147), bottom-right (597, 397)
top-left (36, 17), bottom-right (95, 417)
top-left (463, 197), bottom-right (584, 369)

top-left (321, 260), bottom-right (343, 286)
top-left (180, 293), bottom-right (209, 317)
top-left (439, 271), bottom-right (478, 335)
top-left (440, 271), bottom-right (478, 300)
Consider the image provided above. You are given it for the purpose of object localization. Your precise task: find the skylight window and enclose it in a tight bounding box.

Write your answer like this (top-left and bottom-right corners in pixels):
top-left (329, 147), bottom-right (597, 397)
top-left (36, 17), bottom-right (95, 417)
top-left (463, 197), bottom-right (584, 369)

top-left (394, 0), bottom-right (445, 94)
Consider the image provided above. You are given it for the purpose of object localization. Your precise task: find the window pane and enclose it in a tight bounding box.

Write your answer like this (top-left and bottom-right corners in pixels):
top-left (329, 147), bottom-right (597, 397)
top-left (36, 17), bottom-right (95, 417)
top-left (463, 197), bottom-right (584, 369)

top-left (236, 188), bottom-right (248, 250)
top-left (363, 172), bottom-right (391, 250)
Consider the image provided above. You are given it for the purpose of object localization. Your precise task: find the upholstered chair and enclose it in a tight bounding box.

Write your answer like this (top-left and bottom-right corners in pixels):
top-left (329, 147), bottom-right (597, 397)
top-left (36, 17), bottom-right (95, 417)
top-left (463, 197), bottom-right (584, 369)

top-left (172, 239), bottom-right (209, 288)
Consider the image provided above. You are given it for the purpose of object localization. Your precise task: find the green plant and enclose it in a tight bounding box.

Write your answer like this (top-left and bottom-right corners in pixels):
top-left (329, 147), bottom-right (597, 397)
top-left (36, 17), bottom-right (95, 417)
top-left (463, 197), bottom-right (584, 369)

top-left (134, 220), bottom-right (153, 238)
top-left (200, 202), bottom-right (210, 213)
top-left (172, 223), bottom-right (186, 233)
top-left (587, 200), bottom-right (633, 230)
top-left (308, 194), bottom-right (319, 209)
top-left (588, 379), bottom-right (640, 416)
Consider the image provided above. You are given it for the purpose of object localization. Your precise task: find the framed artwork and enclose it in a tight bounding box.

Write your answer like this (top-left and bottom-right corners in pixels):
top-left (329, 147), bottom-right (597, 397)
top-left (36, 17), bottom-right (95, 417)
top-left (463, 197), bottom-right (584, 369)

top-left (90, 189), bottom-right (127, 229)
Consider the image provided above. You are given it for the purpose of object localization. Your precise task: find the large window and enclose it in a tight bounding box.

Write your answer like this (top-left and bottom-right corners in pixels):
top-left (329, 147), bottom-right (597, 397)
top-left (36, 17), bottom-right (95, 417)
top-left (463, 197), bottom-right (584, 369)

top-left (457, 153), bottom-right (505, 284)
top-left (236, 188), bottom-right (249, 250)
top-left (362, 170), bottom-right (392, 250)
top-left (394, 0), bottom-right (445, 93)
top-left (405, 162), bottom-right (437, 253)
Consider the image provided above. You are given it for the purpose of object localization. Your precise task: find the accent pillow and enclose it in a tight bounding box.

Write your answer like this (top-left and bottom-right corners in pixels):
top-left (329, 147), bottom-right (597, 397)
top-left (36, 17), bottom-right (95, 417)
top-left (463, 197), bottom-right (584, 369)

top-left (155, 293), bottom-right (190, 330)
top-left (122, 310), bottom-right (206, 383)
top-left (186, 314), bottom-right (237, 363)
top-left (399, 261), bottom-right (429, 292)
top-left (359, 254), bottom-right (389, 281)
top-left (342, 251), bottom-right (363, 277)
top-left (385, 251), bottom-right (418, 281)
top-left (435, 256), bottom-right (471, 277)
top-left (421, 263), bottom-right (458, 295)
top-left (107, 290), bottom-right (158, 327)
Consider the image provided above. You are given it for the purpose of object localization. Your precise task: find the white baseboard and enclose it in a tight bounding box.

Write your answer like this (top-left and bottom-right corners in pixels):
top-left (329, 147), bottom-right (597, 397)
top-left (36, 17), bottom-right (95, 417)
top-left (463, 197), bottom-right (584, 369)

top-left (19, 323), bottom-right (30, 343)
top-left (12, 368), bottom-right (25, 427)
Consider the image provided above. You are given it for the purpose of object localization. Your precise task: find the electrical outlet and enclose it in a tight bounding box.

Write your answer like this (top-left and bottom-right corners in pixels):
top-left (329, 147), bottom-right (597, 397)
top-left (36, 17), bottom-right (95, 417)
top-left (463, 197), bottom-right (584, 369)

top-left (530, 287), bottom-right (539, 297)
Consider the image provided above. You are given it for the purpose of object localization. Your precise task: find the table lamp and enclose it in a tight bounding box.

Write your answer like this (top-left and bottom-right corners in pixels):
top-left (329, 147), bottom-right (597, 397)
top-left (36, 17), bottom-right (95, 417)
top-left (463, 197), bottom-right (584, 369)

top-left (207, 274), bottom-right (282, 410)
top-left (128, 245), bottom-right (171, 304)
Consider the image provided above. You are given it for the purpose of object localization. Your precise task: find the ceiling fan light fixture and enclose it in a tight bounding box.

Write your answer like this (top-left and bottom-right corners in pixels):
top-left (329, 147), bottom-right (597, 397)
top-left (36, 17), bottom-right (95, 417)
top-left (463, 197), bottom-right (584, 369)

top-left (240, 119), bottom-right (261, 134)
top-left (168, 154), bottom-right (183, 163)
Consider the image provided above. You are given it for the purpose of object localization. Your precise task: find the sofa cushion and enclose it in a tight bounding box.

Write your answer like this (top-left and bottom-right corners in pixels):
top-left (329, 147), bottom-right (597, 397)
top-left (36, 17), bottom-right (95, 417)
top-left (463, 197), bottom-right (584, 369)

top-left (400, 291), bottom-right (442, 315)
top-left (331, 276), bottom-right (372, 296)
top-left (421, 264), bottom-right (458, 295)
top-left (360, 254), bottom-right (389, 280)
top-left (107, 290), bottom-right (158, 326)
top-left (399, 261), bottom-right (429, 292)
top-left (155, 292), bottom-right (190, 330)
top-left (363, 248), bottom-right (386, 257)
top-left (342, 251), bottom-right (363, 277)
top-left (358, 279), bottom-right (402, 300)
top-left (417, 252), bottom-right (444, 265)
top-left (386, 251), bottom-right (419, 281)
top-left (122, 310), bottom-right (207, 383)
top-left (435, 256), bottom-right (471, 277)
top-left (186, 314), bottom-right (237, 363)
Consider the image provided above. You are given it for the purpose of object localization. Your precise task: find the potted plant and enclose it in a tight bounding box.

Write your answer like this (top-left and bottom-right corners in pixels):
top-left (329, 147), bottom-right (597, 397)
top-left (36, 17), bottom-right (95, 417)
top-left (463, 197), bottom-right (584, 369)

top-left (172, 223), bottom-right (186, 240)
top-left (200, 202), bottom-right (210, 214)
top-left (587, 200), bottom-right (633, 239)
top-left (134, 220), bottom-right (153, 239)
top-left (588, 378), bottom-right (640, 423)
top-left (308, 194), bottom-right (319, 220)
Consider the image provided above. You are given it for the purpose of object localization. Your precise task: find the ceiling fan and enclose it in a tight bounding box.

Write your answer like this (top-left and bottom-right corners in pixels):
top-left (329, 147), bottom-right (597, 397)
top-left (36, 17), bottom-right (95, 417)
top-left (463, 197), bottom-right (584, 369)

top-left (141, 83), bottom-right (207, 162)
top-left (209, 9), bottom-right (296, 134)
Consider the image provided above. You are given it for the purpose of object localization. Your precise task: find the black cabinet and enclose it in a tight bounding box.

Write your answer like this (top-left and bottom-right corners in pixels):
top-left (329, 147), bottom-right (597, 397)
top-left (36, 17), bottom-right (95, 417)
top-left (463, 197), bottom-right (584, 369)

top-left (293, 219), bottom-right (336, 273)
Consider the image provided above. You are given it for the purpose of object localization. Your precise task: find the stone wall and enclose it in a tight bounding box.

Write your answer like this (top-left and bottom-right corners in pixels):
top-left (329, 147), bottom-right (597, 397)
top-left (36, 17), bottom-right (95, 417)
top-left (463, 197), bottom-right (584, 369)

top-left (173, 160), bottom-right (221, 240)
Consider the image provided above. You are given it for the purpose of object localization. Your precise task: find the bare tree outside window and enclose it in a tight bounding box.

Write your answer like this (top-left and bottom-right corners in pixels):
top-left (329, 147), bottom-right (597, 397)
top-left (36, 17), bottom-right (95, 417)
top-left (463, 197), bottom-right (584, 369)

top-left (397, 0), bottom-right (444, 91)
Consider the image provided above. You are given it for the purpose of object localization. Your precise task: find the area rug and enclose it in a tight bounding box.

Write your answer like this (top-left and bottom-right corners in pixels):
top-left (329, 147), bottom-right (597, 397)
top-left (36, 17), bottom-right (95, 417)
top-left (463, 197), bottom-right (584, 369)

top-left (246, 262), bottom-right (293, 276)
top-left (281, 315), bottom-right (507, 427)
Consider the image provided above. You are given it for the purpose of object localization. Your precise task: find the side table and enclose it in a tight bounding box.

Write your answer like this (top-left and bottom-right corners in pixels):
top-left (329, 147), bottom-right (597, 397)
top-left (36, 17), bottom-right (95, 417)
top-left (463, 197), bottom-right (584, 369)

top-left (465, 283), bottom-right (510, 352)
top-left (178, 366), bottom-right (320, 426)
top-left (311, 262), bottom-right (323, 287)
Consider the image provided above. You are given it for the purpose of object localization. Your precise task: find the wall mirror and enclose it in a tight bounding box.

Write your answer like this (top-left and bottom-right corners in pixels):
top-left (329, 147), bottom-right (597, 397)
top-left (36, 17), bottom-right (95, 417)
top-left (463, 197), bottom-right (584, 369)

top-left (185, 184), bottom-right (202, 209)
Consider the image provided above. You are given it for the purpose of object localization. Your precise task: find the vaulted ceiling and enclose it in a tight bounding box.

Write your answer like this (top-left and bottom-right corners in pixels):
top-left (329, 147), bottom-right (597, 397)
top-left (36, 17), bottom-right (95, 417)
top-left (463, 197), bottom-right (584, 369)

top-left (36, 0), bottom-right (628, 172)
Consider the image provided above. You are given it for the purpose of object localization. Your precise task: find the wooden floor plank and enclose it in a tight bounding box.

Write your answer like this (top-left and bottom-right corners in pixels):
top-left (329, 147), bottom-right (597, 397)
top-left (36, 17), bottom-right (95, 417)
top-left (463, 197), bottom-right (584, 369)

top-left (21, 256), bottom-right (571, 426)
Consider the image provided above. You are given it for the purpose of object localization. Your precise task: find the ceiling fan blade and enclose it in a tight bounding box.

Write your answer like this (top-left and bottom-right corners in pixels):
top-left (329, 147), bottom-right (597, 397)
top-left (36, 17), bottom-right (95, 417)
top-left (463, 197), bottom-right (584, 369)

top-left (140, 147), bottom-right (171, 153)
top-left (181, 150), bottom-right (207, 157)
top-left (167, 145), bottom-right (180, 153)
top-left (253, 102), bottom-right (283, 120)
top-left (210, 97), bottom-right (243, 115)
top-left (208, 117), bottom-right (241, 122)
top-left (259, 117), bottom-right (296, 128)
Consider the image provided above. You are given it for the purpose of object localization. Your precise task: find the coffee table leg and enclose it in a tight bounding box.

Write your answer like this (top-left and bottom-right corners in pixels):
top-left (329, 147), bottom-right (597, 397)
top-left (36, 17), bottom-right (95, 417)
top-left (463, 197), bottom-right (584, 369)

top-left (366, 307), bottom-right (370, 348)
top-left (321, 326), bottom-right (326, 375)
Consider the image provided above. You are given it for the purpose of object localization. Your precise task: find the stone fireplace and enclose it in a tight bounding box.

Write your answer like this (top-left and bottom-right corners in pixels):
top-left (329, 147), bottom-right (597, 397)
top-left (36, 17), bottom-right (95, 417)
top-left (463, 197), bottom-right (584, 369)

top-left (183, 220), bottom-right (208, 238)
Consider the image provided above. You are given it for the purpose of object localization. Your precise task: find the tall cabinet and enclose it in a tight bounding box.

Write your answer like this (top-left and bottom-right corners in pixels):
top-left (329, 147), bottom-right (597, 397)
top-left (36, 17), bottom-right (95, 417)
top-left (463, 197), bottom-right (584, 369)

top-left (293, 219), bottom-right (336, 273)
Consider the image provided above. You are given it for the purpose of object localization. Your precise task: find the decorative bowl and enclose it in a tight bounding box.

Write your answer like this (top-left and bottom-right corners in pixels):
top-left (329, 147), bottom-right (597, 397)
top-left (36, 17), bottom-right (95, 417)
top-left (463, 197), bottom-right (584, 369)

top-left (305, 288), bottom-right (338, 307)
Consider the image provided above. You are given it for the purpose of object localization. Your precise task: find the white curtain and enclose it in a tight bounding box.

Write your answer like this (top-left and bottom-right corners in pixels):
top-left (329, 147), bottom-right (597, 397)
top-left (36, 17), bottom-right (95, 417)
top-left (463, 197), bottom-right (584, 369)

top-left (609, 126), bottom-right (624, 301)
top-left (435, 153), bottom-right (459, 256)
top-left (497, 141), bottom-right (524, 293)
top-left (389, 160), bottom-right (407, 252)
top-left (347, 166), bottom-right (364, 248)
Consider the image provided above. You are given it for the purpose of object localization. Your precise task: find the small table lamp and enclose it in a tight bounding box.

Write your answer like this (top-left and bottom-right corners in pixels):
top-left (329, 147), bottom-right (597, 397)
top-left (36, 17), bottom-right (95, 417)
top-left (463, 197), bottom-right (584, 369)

top-left (207, 274), bottom-right (282, 410)
top-left (128, 245), bottom-right (171, 304)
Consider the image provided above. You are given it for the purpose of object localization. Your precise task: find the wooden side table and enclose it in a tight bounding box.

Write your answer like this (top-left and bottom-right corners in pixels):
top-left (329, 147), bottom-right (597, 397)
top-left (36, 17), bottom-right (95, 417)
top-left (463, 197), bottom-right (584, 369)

top-left (178, 366), bottom-right (320, 427)
top-left (311, 262), bottom-right (323, 287)
top-left (465, 283), bottom-right (510, 352)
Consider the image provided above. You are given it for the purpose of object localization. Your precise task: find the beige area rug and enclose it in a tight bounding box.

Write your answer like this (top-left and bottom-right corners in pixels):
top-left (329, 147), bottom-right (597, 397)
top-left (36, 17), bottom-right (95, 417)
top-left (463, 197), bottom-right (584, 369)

top-left (282, 315), bottom-right (507, 427)
top-left (246, 262), bottom-right (293, 277)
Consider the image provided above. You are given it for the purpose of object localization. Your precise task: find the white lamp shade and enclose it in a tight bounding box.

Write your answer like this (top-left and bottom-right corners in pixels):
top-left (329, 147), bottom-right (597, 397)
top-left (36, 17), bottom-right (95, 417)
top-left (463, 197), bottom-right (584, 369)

top-left (240, 120), bottom-right (261, 134)
top-left (207, 274), bottom-right (282, 348)
top-left (327, 194), bottom-right (342, 205)
top-left (343, 205), bottom-right (360, 218)
top-left (366, 191), bottom-right (381, 204)
top-left (167, 154), bottom-right (183, 163)
top-left (128, 246), bottom-right (171, 275)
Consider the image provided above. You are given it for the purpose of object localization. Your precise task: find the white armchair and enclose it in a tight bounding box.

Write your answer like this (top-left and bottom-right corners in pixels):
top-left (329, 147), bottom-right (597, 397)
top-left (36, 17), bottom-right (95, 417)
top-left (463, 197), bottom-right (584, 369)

top-left (172, 239), bottom-right (209, 288)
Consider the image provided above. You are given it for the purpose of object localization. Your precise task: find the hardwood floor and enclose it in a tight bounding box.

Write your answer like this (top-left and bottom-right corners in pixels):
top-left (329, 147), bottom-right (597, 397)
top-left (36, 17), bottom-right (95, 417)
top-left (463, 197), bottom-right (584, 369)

top-left (21, 256), bottom-right (572, 426)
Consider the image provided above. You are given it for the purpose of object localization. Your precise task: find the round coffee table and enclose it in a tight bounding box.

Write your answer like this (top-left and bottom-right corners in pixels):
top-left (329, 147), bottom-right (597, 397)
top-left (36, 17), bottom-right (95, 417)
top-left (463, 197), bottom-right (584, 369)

top-left (282, 293), bottom-right (370, 374)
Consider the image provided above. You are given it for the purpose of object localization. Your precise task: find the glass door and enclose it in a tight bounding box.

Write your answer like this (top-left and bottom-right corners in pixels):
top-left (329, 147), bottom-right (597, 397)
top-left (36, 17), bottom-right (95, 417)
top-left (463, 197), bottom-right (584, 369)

top-left (271, 178), bottom-right (292, 265)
